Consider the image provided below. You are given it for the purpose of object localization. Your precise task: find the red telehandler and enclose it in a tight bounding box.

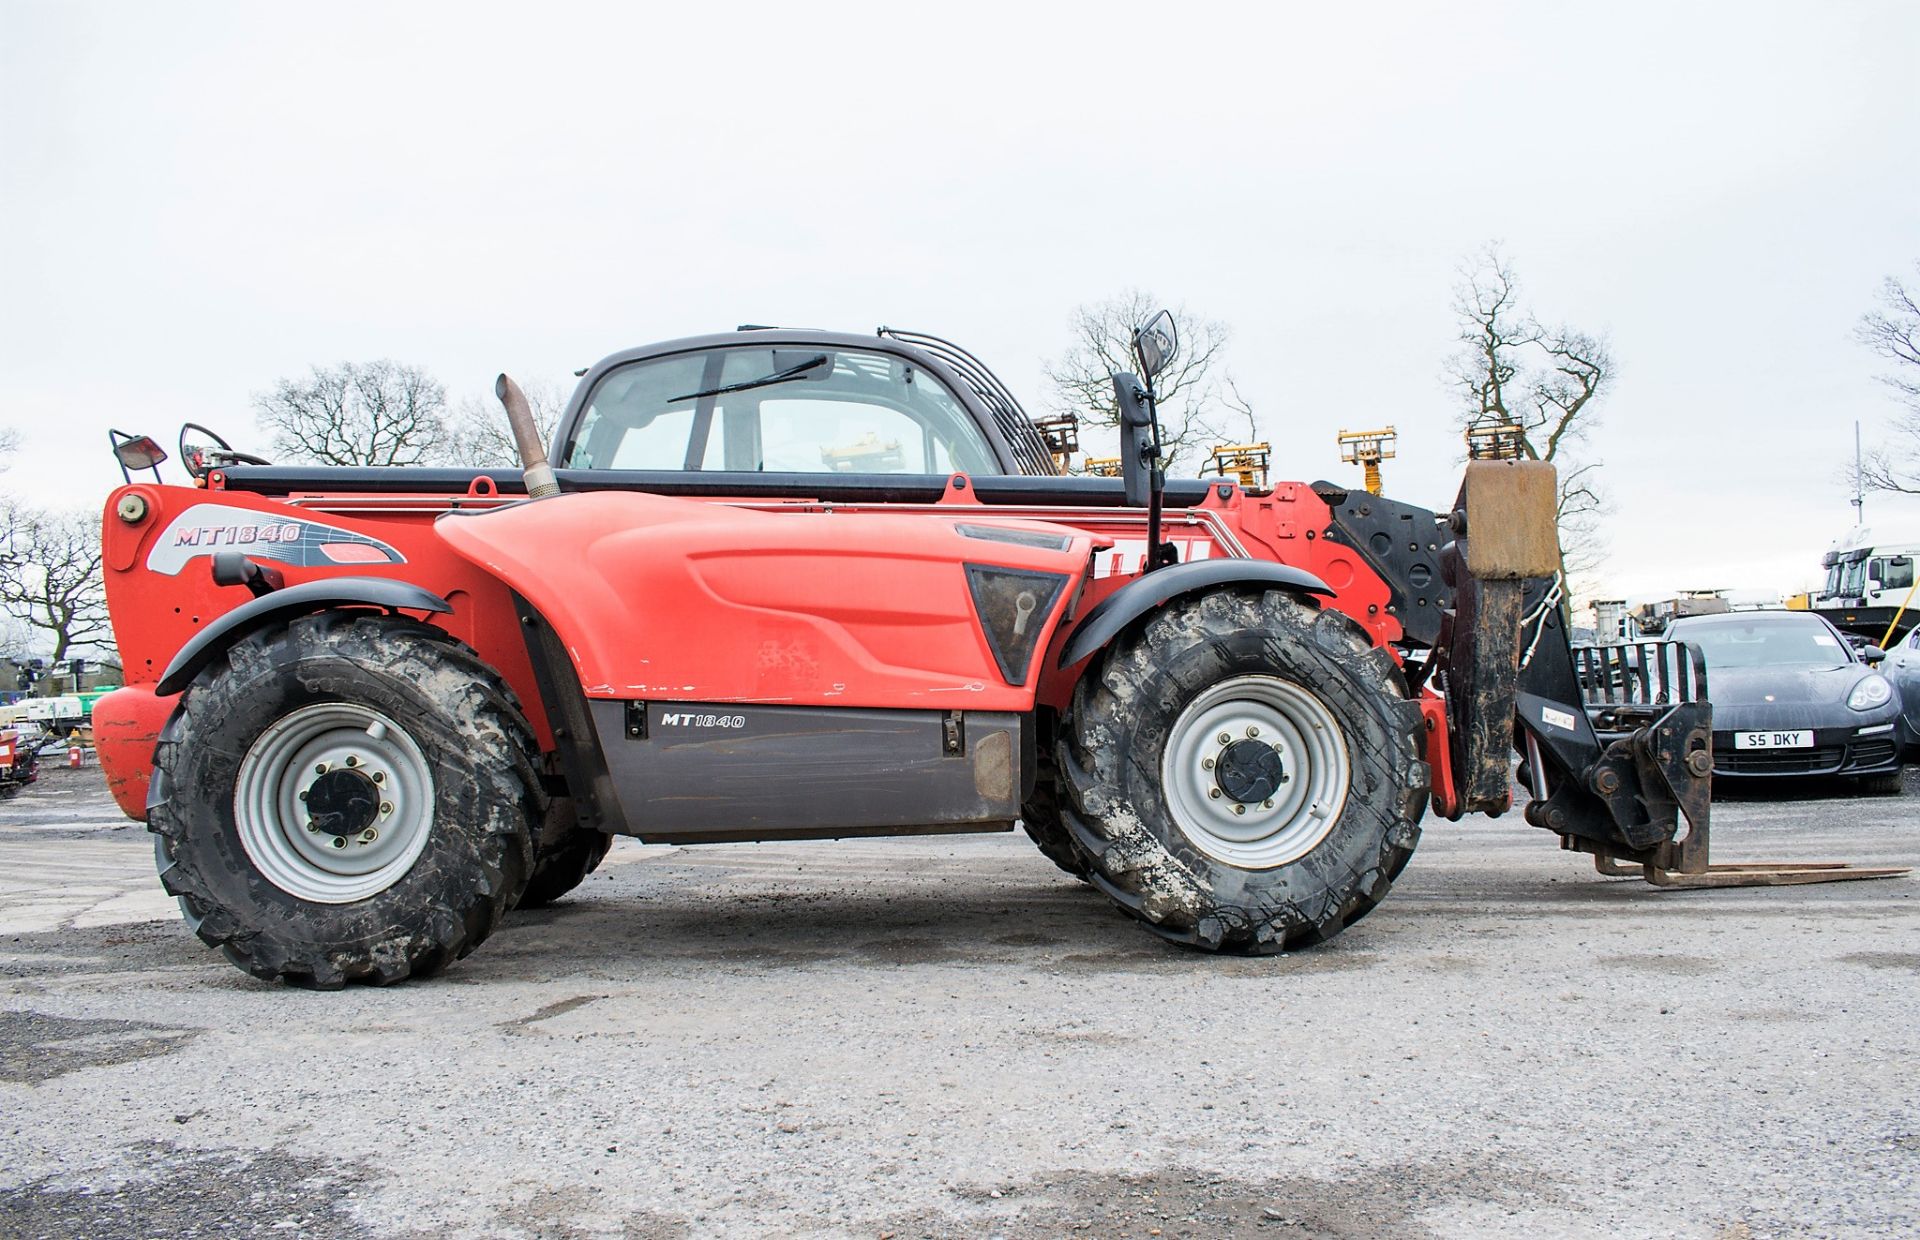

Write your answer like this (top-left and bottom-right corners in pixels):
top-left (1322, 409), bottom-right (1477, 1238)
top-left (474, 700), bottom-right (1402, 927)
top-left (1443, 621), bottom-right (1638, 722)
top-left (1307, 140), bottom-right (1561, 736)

top-left (93, 312), bottom-right (1899, 986)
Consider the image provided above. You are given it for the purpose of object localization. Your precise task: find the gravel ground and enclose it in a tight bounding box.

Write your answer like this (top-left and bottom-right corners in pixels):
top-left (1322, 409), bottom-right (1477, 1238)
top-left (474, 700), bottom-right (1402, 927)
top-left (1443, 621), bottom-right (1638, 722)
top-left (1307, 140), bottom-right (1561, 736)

top-left (1, 764), bottom-right (1917, 1238)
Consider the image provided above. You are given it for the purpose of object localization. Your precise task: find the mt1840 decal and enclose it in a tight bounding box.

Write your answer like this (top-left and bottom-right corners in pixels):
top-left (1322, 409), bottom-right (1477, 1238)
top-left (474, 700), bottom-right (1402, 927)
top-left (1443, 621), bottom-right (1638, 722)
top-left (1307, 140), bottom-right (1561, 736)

top-left (146, 504), bottom-right (404, 576)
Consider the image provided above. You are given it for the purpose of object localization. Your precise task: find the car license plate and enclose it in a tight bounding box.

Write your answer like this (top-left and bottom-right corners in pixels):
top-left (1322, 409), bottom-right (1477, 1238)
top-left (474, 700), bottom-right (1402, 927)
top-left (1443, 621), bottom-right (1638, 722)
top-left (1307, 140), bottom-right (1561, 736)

top-left (1733, 730), bottom-right (1813, 750)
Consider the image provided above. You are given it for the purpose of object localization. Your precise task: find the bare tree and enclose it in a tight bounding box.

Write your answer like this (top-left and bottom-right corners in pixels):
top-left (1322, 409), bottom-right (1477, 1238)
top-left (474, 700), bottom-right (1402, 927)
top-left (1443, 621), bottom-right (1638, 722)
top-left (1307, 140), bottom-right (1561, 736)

top-left (1856, 262), bottom-right (1920, 493)
top-left (1044, 291), bottom-right (1258, 472)
top-left (0, 507), bottom-right (112, 663)
top-left (254, 360), bottom-right (449, 466)
top-left (1448, 245), bottom-right (1615, 586)
top-left (438, 379), bottom-right (567, 469)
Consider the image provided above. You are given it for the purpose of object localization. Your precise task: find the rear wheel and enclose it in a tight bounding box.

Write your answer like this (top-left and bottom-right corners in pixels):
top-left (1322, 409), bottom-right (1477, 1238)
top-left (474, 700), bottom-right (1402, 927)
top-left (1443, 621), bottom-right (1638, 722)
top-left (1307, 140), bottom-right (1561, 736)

top-left (149, 612), bottom-right (540, 987)
top-left (516, 797), bottom-right (614, 908)
top-left (1057, 589), bottom-right (1428, 953)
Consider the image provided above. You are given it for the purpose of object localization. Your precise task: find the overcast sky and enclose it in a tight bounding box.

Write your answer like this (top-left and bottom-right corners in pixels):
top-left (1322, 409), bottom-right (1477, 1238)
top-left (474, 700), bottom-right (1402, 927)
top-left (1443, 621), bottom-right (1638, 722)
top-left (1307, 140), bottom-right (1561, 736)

top-left (4, 2), bottom-right (1917, 605)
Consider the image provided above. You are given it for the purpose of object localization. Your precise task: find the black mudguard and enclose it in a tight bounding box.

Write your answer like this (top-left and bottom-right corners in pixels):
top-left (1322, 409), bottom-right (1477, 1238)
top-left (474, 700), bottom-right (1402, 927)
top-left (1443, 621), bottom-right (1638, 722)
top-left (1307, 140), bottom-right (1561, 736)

top-left (1056, 560), bottom-right (1332, 669)
top-left (156, 578), bottom-right (451, 695)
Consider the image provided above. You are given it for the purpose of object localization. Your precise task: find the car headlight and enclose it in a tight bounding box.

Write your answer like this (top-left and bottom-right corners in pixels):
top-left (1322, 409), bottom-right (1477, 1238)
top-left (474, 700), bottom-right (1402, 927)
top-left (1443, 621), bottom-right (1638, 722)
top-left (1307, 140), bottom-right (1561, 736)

top-left (1848, 674), bottom-right (1893, 711)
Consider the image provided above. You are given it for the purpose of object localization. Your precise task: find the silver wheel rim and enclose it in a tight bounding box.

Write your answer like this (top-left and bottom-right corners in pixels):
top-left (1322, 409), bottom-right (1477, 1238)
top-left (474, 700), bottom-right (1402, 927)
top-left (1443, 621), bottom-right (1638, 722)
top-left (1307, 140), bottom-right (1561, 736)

top-left (1161, 674), bottom-right (1352, 869)
top-left (233, 702), bottom-right (436, 904)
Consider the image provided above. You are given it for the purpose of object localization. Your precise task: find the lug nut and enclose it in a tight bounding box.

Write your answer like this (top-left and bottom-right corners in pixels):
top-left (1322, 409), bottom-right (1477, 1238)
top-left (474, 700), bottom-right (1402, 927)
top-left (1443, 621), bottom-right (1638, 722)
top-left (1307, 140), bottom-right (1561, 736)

top-left (1208, 788), bottom-right (1221, 799)
top-left (372, 771), bottom-right (385, 785)
top-left (298, 790), bottom-right (308, 802)
top-left (345, 756), bottom-right (359, 768)
top-left (379, 801), bottom-right (393, 816)
top-left (330, 836), bottom-right (348, 850)
top-left (315, 763), bottom-right (328, 775)
top-left (305, 820), bottom-right (319, 833)
top-left (1217, 732), bottom-right (1232, 745)
top-left (1233, 804), bottom-right (1246, 815)
top-left (1247, 726), bottom-right (1260, 738)
top-left (360, 828), bottom-right (379, 843)
top-left (1263, 798), bottom-right (1274, 808)
top-left (1202, 757), bottom-right (1215, 770)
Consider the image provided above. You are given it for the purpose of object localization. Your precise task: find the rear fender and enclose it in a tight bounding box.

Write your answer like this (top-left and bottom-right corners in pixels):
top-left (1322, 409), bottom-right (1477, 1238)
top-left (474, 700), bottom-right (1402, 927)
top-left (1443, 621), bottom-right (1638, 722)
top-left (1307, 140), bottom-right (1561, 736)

top-left (155, 578), bottom-right (451, 695)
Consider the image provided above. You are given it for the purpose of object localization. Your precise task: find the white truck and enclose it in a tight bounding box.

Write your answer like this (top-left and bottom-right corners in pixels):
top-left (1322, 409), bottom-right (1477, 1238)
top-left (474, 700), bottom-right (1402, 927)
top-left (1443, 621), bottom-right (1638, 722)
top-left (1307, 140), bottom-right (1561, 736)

top-left (1813, 522), bottom-right (1920, 647)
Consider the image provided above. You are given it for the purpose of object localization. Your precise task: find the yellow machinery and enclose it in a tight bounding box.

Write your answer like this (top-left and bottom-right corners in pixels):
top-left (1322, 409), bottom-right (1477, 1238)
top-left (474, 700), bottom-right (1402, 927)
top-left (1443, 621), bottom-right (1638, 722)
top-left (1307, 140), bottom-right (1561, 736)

top-left (1031, 413), bottom-right (1081, 473)
top-left (1083, 456), bottom-right (1122, 477)
top-left (820, 433), bottom-right (905, 473)
top-left (1337, 427), bottom-right (1398, 494)
top-left (1465, 421), bottom-right (1526, 461)
top-left (1208, 443), bottom-right (1272, 490)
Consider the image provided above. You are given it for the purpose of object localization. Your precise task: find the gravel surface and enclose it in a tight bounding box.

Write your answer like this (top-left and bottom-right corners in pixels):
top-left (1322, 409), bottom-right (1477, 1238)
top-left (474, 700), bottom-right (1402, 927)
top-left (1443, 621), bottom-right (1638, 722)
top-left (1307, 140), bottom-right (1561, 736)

top-left (2, 764), bottom-right (1917, 1238)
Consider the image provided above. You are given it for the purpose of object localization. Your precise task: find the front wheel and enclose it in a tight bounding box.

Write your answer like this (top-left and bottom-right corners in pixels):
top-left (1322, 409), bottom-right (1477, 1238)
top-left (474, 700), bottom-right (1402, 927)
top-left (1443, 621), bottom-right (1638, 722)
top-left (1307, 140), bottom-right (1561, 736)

top-left (1057, 589), bottom-right (1428, 953)
top-left (149, 612), bottom-right (541, 987)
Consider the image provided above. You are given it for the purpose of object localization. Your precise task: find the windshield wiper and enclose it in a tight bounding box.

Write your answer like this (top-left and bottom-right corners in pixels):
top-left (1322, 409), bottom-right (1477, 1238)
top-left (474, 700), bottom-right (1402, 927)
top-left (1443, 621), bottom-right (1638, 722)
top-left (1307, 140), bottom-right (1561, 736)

top-left (672, 354), bottom-right (829, 403)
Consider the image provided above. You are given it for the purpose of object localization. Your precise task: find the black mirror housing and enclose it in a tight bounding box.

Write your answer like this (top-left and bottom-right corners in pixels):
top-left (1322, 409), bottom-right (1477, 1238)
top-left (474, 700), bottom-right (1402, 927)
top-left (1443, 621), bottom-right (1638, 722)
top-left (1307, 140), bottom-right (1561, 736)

top-left (1111, 372), bottom-right (1153, 508)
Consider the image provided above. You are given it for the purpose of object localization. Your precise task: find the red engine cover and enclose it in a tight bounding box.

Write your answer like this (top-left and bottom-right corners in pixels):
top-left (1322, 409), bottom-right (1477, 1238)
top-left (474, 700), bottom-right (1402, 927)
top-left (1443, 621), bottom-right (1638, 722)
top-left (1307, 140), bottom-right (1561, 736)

top-left (435, 491), bottom-right (1095, 711)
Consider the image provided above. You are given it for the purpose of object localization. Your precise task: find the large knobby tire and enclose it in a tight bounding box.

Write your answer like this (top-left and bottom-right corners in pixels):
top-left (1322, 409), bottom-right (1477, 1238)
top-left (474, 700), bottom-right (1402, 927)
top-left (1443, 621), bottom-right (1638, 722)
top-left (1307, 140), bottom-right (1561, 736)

top-left (1057, 589), bottom-right (1428, 953)
top-left (149, 612), bottom-right (541, 987)
top-left (1021, 774), bottom-right (1093, 882)
top-left (516, 797), bottom-right (614, 908)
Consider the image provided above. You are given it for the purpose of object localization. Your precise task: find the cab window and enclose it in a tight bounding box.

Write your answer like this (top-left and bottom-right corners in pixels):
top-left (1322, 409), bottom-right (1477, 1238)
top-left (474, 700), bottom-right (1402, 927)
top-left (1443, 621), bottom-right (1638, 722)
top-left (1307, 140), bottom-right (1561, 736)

top-left (1879, 556), bottom-right (1914, 591)
top-left (564, 346), bottom-right (999, 475)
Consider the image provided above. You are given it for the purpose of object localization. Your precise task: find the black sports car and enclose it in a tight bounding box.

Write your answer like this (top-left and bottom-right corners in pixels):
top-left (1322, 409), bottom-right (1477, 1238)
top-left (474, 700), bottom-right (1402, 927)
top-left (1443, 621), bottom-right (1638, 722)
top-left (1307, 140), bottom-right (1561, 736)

top-left (1665, 610), bottom-right (1904, 792)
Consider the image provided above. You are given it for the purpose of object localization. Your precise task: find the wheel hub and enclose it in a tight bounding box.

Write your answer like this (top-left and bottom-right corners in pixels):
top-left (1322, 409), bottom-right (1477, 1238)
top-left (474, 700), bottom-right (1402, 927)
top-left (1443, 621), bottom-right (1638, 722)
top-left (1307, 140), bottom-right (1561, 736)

top-left (1161, 675), bottom-right (1353, 870)
top-left (234, 702), bottom-right (435, 903)
top-left (1215, 738), bottom-right (1284, 803)
top-left (305, 767), bottom-right (381, 838)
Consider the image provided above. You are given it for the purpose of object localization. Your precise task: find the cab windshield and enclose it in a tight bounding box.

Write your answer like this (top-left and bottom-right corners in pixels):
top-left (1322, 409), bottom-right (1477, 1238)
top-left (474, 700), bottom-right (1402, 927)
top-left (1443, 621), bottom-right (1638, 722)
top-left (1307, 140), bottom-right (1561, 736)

top-left (1672, 617), bottom-right (1853, 670)
top-left (562, 346), bottom-right (1000, 476)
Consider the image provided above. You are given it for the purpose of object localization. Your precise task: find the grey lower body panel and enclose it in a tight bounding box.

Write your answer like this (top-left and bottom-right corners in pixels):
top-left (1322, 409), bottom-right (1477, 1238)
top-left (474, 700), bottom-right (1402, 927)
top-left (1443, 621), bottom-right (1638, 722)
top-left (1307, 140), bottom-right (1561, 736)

top-left (586, 701), bottom-right (1023, 843)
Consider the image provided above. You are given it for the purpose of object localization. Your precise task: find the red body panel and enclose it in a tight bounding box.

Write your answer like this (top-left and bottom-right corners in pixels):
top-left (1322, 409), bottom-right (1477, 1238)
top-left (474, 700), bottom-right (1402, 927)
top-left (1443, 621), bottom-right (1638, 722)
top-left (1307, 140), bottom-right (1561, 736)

top-left (97, 483), bottom-right (552, 817)
top-left (435, 491), bottom-right (1093, 709)
top-left (92, 686), bottom-right (176, 819)
top-left (97, 473), bottom-right (1424, 821)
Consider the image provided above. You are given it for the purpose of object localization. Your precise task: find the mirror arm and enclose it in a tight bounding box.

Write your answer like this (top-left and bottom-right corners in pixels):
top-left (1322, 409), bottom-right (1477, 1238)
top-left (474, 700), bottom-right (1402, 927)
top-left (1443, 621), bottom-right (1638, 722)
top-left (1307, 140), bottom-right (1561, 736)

top-left (1142, 393), bottom-right (1175, 572)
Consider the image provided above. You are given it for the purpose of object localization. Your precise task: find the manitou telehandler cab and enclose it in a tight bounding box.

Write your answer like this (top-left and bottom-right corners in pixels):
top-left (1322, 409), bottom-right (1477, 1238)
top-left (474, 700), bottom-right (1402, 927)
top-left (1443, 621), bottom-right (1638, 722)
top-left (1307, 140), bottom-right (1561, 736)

top-left (93, 313), bottom-right (1900, 987)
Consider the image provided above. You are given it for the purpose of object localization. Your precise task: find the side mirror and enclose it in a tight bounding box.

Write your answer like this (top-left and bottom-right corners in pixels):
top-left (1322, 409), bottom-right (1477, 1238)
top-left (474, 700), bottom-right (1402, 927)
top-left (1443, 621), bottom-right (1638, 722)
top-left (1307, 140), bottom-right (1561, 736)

top-left (1863, 645), bottom-right (1888, 665)
top-left (1111, 372), bottom-right (1153, 508)
top-left (1132, 310), bottom-right (1178, 383)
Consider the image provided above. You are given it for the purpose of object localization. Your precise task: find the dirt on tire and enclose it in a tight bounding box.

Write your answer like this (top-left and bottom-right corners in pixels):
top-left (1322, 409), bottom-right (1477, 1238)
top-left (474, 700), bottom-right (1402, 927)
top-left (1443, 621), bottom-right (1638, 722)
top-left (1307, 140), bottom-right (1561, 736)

top-left (1056, 588), bottom-right (1428, 952)
top-left (148, 612), bottom-right (541, 987)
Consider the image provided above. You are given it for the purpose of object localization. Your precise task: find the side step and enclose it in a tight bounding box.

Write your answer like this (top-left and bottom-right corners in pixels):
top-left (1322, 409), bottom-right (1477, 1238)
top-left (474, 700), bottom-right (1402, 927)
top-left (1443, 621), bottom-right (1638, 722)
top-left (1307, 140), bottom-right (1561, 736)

top-left (1592, 854), bottom-right (1910, 888)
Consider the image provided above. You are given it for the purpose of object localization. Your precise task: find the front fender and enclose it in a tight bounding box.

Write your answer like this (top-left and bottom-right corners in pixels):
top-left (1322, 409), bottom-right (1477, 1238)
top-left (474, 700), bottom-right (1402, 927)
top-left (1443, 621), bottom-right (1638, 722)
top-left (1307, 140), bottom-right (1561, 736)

top-left (155, 577), bottom-right (451, 695)
top-left (1056, 560), bottom-right (1332, 669)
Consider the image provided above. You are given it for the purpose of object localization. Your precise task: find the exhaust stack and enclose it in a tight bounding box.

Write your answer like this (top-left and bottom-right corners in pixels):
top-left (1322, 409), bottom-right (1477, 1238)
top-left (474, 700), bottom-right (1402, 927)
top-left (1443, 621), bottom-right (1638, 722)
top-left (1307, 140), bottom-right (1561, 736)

top-left (496, 373), bottom-right (560, 499)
